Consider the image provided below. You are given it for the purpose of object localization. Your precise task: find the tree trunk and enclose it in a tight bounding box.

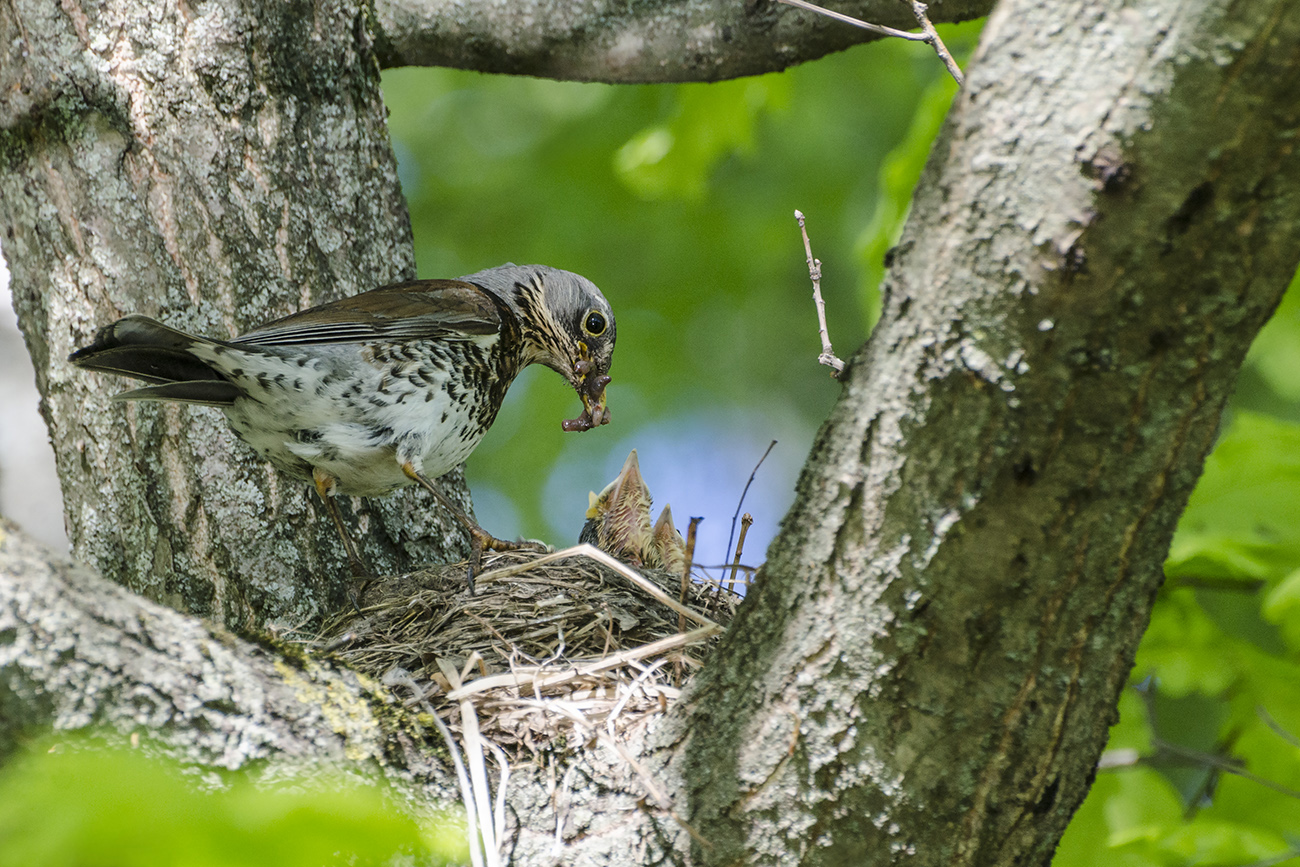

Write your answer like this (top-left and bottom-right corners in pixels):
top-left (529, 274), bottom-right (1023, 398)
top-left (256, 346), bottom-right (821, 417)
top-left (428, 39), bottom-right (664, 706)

top-left (0, 0), bottom-right (472, 628)
top-left (665, 1), bottom-right (1300, 864)
top-left (3, 0), bottom-right (1299, 865)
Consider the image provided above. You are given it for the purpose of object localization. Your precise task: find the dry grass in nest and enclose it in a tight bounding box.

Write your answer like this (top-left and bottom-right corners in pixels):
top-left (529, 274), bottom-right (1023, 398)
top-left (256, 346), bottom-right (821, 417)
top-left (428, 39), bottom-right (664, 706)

top-left (317, 544), bottom-right (743, 755)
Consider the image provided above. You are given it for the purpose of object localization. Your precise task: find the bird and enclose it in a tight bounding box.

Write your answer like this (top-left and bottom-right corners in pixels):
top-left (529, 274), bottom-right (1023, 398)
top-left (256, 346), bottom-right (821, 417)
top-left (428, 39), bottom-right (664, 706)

top-left (580, 449), bottom-right (686, 574)
top-left (69, 263), bottom-right (616, 593)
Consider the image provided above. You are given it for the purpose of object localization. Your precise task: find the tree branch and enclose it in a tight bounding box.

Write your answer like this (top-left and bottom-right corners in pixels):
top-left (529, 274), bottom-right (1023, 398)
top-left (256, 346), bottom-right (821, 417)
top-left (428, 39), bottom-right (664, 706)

top-left (0, 518), bottom-right (452, 799)
top-left (371, 0), bottom-right (993, 82)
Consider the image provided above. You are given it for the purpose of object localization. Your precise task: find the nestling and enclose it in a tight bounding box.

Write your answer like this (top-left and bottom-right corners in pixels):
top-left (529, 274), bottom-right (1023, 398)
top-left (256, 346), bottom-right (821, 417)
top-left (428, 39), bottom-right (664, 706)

top-left (69, 263), bottom-right (616, 591)
top-left (581, 449), bottom-right (686, 575)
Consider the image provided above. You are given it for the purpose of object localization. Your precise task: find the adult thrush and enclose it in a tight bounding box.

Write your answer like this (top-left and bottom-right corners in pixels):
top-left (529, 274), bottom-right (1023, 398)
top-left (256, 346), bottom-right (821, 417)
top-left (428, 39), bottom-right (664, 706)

top-left (69, 263), bottom-right (616, 591)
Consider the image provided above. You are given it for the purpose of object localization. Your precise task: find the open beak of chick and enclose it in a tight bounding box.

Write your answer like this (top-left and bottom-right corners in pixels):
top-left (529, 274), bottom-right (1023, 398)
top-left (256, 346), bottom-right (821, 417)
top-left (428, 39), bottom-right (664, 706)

top-left (580, 450), bottom-right (686, 572)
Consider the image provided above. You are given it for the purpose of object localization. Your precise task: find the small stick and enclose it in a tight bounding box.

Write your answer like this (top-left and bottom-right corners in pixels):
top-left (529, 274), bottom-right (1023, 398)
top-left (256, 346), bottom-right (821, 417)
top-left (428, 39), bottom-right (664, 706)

top-left (679, 518), bottom-right (702, 635)
top-left (795, 210), bottom-right (846, 380)
top-left (778, 0), bottom-right (928, 41)
top-left (726, 514), bottom-right (753, 596)
top-left (678, 518), bottom-right (703, 686)
top-left (725, 440), bottom-right (776, 565)
top-left (777, 0), bottom-right (964, 86)
top-left (910, 1), bottom-right (965, 87)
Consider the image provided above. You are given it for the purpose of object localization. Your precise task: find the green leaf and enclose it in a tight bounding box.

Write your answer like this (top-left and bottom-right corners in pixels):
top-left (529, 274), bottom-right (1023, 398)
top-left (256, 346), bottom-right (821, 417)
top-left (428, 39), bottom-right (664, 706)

top-left (0, 740), bottom-right (465, 867)
top-left (614, 76), bottom-right (791, 200)
top-left (1167, 412), bottom-right (1300, 586)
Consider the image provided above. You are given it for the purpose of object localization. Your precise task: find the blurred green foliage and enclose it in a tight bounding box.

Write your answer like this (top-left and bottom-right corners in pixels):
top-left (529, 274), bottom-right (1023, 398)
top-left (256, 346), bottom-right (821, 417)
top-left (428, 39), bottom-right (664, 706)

top-left (380, 24), bottom-right (982, 565)
top-left (0, 738), bottom-right (466, 866)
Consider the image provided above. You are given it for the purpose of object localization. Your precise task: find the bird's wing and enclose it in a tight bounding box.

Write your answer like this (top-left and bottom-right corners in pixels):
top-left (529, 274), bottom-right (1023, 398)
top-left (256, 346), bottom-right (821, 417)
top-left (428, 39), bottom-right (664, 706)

top-left (235, 280), bottom-right (502, 346)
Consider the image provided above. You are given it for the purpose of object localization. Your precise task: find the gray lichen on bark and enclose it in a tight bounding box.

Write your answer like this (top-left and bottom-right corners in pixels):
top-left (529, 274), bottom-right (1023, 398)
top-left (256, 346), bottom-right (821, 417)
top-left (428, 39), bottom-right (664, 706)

top-left (0, 0), bottom-right (471, 630)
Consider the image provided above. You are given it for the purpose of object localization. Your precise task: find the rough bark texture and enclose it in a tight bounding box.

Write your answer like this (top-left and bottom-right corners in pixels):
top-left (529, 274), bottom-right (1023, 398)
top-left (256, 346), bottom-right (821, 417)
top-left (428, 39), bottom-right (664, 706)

top-left (0, 517), bottom-right (456, 802)
top-left (373, 0), bottom-right (994, 82)
top-left (0, 0), bottom-right (473, 631)
top-left (665, 1), bottom-right (1300, 864)
top-left (3, 0), bottom-right (1300, 866)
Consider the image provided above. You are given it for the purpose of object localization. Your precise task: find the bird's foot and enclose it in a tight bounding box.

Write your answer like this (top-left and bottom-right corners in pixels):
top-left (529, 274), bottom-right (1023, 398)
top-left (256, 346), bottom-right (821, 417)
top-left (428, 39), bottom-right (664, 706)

top-left (346, 574), bottom-right (373, 615)
top-left (464, 531), bottom-right (549, 595)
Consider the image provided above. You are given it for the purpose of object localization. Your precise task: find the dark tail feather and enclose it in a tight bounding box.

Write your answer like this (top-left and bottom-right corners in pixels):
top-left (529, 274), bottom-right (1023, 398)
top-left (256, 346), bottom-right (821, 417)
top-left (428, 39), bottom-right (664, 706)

top-left (69, 315), bottom-right (237, 405)
top-left (112, 381), bottom-right (242, 406)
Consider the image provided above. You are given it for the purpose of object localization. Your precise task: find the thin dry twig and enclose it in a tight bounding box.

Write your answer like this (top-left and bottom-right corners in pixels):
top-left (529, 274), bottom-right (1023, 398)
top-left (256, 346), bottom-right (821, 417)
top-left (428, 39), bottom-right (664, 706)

top-left (725, 440), bottom-right (776, 564)
top-left (384, 669), bottom-right (485, 867)
top-left (910, 1), bottom-right (965, 86)
top-left (795, 210), bottom-right (846, 379)
top-left (777, 0), bottom-right (964, 85)
top-left (679, 519), bottom-right (703, 646)
top-left (445, 626), bottom-right (720, 701)
top-left (726, 514), bottom-right (754, 596)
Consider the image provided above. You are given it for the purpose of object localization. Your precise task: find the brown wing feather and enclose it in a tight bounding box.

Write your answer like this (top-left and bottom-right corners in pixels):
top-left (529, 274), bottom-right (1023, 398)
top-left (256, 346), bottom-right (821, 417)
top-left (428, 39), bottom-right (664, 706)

top-left (236, 279), bottom-right (502, 346)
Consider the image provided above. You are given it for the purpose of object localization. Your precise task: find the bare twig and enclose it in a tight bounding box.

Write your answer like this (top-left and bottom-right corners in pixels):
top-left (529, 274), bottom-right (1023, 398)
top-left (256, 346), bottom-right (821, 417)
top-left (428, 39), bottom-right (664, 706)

top-left (778, 0), bottom-right (927, 41)
top-left (910, 1), bottom-right (965, 86)
top-left (677, 518), bottom-right (703, 685)
top-left (384, 669), bottom-right (485, 867)
top-left (680, 519), bottom-right (703, 635)
top-left (777, 0), bottom-right (963, 85)
top-left (726, 514), bottom-right (753, 596)
top-left (794, 210), bottom-right (846, 379)
top-left (725, 440), bottom-right (776, 565)
top-left (1153, 740), bottom-right (1300, 801)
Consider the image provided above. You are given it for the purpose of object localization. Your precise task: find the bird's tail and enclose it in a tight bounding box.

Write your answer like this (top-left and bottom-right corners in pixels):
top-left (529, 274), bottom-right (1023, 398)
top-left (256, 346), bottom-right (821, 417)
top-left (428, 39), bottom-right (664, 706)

top-left (68, 315), bottom-right (242, 406)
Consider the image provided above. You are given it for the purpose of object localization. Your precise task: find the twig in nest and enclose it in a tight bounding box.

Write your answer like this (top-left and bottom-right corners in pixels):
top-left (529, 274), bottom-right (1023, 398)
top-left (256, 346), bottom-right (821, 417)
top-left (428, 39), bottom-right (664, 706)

top-left (678, 518), bottom-right (703, 686)
top-left (679, 518), bottom-right (703, 635)
top-left (445, 627), bottom-right (720, 701)
top-left (726, 514), bottom-right (754, 596)
top-left (473, 543), bottom-right (720, 631)
top-left (385, 669), bottom-right (492, 867)
top-left (776, 0), bottom-right (963, 86)
top-left (794, 210), bottom-right (846, 380)
top-left (725, 440), bottom-right (776, 565)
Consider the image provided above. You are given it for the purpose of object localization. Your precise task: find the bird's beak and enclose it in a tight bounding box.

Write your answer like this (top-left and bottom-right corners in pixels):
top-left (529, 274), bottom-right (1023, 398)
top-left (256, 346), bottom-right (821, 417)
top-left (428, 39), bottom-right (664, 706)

top-left (562, 342), bottom-right (612, 432)
top-left (610, 449), bottom-right (645, 504)
top-left (580, 379), bottom-right (610, 427)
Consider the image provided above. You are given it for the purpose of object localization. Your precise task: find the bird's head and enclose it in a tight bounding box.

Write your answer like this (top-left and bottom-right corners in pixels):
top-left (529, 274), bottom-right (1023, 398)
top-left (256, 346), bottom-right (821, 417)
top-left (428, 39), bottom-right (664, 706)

top-left (467, 264), bottom-right (616, 432)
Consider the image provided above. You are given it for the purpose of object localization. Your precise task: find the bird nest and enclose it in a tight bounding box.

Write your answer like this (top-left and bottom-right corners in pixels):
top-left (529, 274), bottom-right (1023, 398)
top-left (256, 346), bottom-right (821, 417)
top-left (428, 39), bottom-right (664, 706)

top-left (317, 545), bottom-right (743, 755)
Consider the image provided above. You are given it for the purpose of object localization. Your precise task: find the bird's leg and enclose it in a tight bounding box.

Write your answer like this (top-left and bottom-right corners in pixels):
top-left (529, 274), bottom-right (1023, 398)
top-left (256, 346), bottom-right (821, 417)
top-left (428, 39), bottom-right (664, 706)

top-left (313, 468), bottom-right (371, 610)
top-left (400, 461), bottom-right (540, 594)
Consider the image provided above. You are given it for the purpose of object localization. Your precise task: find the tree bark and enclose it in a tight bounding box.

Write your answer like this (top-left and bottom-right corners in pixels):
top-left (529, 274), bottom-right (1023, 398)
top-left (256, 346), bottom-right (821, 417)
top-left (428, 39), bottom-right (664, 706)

top-left (0, 518), bottom-right (455, 799)
top-left (0, 0), bottom-right (472, 630)
top-left (372, 0), bottom-right (994, 82)
top-left (3, 0), bottom-right (1300, 865)
top-left (665, 0), bottom-right (1300, 864)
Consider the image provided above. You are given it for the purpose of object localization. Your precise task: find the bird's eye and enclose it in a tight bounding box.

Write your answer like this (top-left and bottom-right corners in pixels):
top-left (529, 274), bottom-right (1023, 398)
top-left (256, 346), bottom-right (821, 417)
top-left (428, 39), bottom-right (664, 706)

top-left (583, 310), bottom-right (607, 336)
